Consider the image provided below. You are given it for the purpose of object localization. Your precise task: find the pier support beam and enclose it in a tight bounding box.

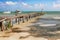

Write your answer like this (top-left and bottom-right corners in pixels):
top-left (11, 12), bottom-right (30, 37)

top-left (25, 16), bottom-right (28, 21)
top-left (0, 21), bottom-right (4, 31)
top-left (10, 19), bottom-right (13, 28)
top-left (15, 18), bottom-right (18, 23)
top-left (17, 17), bottom-right (20, 24)
top-left (22, 16), bottom-right (25, 23)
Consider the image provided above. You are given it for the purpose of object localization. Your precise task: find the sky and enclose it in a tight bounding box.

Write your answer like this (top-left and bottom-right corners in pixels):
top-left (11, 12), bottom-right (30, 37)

top-left (0, 0), bottom-right (60, 11)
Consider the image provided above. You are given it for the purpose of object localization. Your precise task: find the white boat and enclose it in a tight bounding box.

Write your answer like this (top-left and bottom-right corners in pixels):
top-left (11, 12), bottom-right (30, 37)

top-left (3, 11), bottom-right (11, 14)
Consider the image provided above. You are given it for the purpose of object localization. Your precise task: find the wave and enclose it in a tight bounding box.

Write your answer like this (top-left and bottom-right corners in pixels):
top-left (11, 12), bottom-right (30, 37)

top-left (53, 17), bottom-right (60, 20)
top-left (39, 24), bottom-right (56, 27)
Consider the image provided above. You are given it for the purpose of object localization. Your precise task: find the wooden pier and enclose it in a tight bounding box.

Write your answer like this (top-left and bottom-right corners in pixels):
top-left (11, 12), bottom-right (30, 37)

top-left (0, 12), bottom-right (44, 31)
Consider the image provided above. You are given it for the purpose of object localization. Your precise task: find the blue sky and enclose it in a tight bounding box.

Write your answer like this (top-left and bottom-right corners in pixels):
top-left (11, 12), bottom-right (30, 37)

top-left (0, 0), bottom-right (60, 11)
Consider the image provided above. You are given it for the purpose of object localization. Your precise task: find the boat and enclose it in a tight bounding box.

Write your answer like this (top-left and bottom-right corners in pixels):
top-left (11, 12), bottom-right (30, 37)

top-left (16, 10), bottom-right (22, 13)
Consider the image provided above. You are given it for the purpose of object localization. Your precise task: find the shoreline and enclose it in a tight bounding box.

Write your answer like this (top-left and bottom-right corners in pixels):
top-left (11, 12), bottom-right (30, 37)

top-left (0, 15), bottom-right (44, 40)
top-left (0, 14), bottom-right (60, 40)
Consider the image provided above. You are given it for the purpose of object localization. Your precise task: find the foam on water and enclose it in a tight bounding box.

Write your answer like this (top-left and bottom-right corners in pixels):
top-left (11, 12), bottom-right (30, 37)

top-left (34, 14), bottom-right (60, 28)
top-left (39, 24), bottom-right (56, 27)
top-left (53, 17), bottom-right (60, 19)
top-left (34, 22), bottom-right (43, 25)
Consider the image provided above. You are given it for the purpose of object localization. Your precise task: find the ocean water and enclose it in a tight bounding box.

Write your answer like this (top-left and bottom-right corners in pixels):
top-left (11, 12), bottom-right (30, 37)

top-left (27, 11), bottom-right (60, 38)
top-left (1, 11), bottom-right (60, 38)
top-left (0, 11), bottom-right (60, 16)
top-left (1, 11), bottom-right (60, 29)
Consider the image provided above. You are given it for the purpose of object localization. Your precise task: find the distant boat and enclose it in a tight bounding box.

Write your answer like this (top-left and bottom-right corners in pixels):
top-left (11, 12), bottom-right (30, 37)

top-left (15, 10), bottom-right (22, 13)
top-left (3, 11), bottom-right (11, 14)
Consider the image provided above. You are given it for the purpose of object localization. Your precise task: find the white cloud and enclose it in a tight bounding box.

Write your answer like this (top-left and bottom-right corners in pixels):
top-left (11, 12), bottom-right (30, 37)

top-left (34, 3), bottom-right (45, 9)
top-left (21, 2), bottom-right (32, 8)
top-left (5, 1), bottom-right (17, 5)
top-left (52, 0), bottom-right (60, 8)
top-left (53, 2), bottom-right (60, 8)
top-left (21, 2), bottom-right (45, 9)
top-left (22, 2), bottom-right (28, 6)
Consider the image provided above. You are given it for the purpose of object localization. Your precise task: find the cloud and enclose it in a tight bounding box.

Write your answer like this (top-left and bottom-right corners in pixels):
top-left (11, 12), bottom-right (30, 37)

top-left (21, 2), bottom-right (32, 8)
top-left (22, 2), bottom-right (28, 6)
top-left (52, 0), bottom-right (60, 8)
top-left (52, 2), bottom-right (60, 8)
top-left (0, 1), bottom-right (46, 11)
top-left (5, 1), bottom-right (17, 5)
top-left (21, 2), bottom-right (45, 9)
top-left (34, 3), bottom-right (45, 9)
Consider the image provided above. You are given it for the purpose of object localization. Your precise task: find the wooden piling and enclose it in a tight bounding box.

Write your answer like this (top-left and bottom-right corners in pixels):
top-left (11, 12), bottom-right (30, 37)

top-left (0, 12), bottom-right (44, 31)
top-left (0, 21), bottom-right (5, 31)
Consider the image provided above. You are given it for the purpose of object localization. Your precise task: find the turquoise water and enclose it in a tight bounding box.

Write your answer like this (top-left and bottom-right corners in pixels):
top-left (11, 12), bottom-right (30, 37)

top-left (0, 11), bottom-right (60, 14)
top-left (0, 11), bottom-right (60, 17)
top-left (28, 11), bottom-right (60, 38)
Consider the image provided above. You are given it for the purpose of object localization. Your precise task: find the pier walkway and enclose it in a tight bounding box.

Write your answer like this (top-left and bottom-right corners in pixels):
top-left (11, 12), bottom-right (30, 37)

top-left (0, 12), bottom-right (46, 40)
top-left (0, 12), bottom-right (43, 31)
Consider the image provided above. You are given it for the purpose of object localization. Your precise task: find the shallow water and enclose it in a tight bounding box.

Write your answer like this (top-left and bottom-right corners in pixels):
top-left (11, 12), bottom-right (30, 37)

top-left (28, 14), bottom-right (60, 38)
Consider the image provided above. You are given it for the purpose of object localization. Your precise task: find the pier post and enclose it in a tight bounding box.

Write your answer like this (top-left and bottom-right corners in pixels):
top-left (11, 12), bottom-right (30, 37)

top-left (29, 15), bottom-right (31, 19)
top-left (17, 17), bottom-right (20, 24)
top-left (22, 16), bottom-right (25, 23)
top-left (0, 21), bottom-right (4, 31)
top-left (15, 18), bottom-right (18, 23)
top-left (19, 17), bottom-right (21, 21)
top-left (5, 20), bottom-right (8, 30)
top-left (10, 19), bottom-right (13, 28)
top-left (25, 16), bottom-right (28, 21)
top-left (2, 21), bottom-right (4, 31)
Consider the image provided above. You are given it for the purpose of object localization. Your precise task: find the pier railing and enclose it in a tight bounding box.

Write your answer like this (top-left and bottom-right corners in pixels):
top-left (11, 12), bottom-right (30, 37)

top-left (0, 12), bottom-right (44, 31)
